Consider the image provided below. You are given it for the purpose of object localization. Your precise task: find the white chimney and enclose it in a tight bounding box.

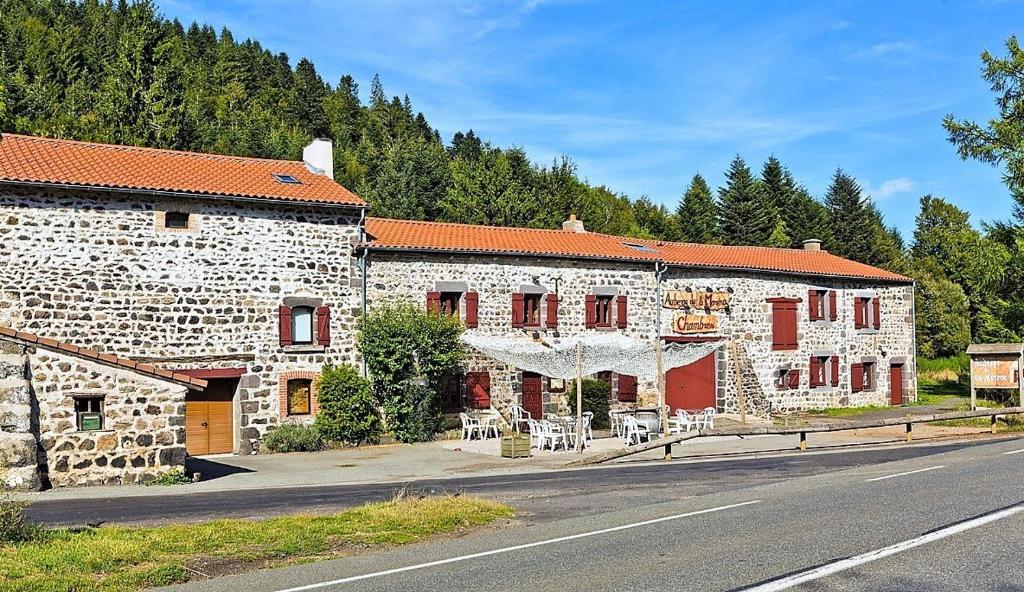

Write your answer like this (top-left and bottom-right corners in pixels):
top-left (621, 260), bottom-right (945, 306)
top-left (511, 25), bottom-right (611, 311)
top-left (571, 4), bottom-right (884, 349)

top-left (562, 214), bottom-right (586, 233)
top-left (802, 239), bottom-right (823, 251)
top-left (303, 138), bottom-right (334, 179)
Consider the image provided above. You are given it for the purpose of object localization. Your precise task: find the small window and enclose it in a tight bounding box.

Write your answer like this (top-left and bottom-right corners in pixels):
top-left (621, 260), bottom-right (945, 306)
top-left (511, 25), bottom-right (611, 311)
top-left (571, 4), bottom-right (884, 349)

top-left (595, 295), bottom-right (614, 327)
top-left (621, 242), bottom-right (658, 253)
top-left (439, 292), bottom-right (461, 318)
top-left (165, 211), bottom-right (190, 229)
top-left (74, 396), bottom-right (104, 431)
top-left (273, 174), bottom-right (303, 185)
top-left (524, 293), bottom-right (542, 327)
top-left (292, 306), bottom-right (314, 344)
top-left (548, 377), bottom-right (567, 393)
top-left (862, 361), bottom-right (876, 391)
top-left (776, 368), bottom-right (799, 390)
top-left (810, 356), bottom-right (831, 388)
top-left (287, 379), bottom-right (312, 415)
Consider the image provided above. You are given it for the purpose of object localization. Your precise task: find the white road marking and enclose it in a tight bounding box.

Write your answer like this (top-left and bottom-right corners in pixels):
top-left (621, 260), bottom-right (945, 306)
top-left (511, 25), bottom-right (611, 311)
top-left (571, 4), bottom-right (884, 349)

top-left (1003, 448), bottom-right (1024, 455)
top-left (865, 465), bottom-right (944, 482)
top-left (740, 503), bottom-right (1024, 592)
top-left (272, 500), bottom-right (762, 592)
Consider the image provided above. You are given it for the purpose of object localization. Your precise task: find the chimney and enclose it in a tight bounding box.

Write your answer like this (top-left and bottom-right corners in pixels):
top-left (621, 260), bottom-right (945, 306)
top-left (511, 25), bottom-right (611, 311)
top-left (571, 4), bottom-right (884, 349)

top-left (303, 138), bottom-right (334, 179)
top-left (562, 214), bottom-right (586, 233)
top-left (802, 239), bottom-right (823, 251)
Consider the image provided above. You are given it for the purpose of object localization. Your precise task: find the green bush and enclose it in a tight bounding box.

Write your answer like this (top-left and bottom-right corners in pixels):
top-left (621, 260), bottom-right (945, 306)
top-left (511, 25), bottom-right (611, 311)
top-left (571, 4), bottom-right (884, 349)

top-left (360, 302), bottom-right (464, 443)
top-left (0, 494), bottom-right (42, 544)
top-left (144, 467), bottom-right (190, 486)
top-left (314, 363), bottom-right (381, 446)
top-left (262, 424), bottom-right (325, 453)
top-left (567, 378), bottom-right (611, 429)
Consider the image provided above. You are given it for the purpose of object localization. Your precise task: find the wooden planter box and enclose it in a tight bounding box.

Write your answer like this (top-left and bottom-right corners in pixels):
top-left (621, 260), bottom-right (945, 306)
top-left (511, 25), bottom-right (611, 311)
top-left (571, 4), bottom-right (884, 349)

top-left (500, 434), bottom-right (531, 458)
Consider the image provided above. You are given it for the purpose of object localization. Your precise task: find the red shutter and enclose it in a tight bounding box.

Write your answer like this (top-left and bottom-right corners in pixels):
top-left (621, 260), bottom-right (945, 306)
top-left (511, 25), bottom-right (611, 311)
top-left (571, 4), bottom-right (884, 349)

top-left (788, 368), bottom-right (800, 389)
top-left (545, 293), bottom-right (559, 329)
top-left (809, 356), bottom-right (820, 387)
top-left (854, 297), bottom-right (865, 328)
top-left (278, 305), bottom-right (293, 347)
top-left (585, 294), bottom-right (597, 328)
top-left (808, 290), bottom-right (820, 321)
top-left (872, 297), bottom-right (881, 330)
top-left (851, 363), bottom-right (864, 392)
top-left (831, 356), bottom-right (840, 387)
top-left (466, 372), bottom-right (491, 409)
top-left (464, 292), bottom-right (479, 328)
top-left (616, 295), bottom-right (628, 329)
top-left (771, 302), bottom-right (798, 350)
top-left (426, 291), bottom-right (441, 314)
top-left (316, 306), bottom-right (331, 346)
top-left (829, 290), bottom-right (838, 321)
top-left (511, 293), bottom-right (525, 328)
top-left (617, 374), bottom-right (637, 402)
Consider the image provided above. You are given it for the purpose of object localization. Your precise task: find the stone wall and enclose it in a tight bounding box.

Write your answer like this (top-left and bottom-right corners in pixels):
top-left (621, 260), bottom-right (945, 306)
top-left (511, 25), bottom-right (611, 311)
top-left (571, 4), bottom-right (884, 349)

top-left (0, 185), bottom-right (364, 454)
top-left (0, 341), bottom-right (41, 490)
top-left (26, 347), bottom-right (188, 486)
top-left (367, 252), bottom-right (916, 418)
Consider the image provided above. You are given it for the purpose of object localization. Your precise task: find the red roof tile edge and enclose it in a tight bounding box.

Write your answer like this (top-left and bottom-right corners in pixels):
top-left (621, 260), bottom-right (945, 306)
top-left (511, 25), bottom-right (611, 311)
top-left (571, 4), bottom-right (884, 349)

top-left (0, 326), bottom-right (207, 390)
top-left (363, 217), bottom-right (911, 283)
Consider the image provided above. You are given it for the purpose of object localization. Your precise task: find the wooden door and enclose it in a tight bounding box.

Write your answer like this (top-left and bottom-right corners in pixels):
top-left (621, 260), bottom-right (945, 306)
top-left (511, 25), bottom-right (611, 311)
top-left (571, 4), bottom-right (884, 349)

top-left (889, 364), bottom-right (904, 406)
top-left (185, 378), bottom-right (236, 456)
top-left (665, 353), bottom-right (717, 411)
top-left (521, 372), bottom-right (544, 419)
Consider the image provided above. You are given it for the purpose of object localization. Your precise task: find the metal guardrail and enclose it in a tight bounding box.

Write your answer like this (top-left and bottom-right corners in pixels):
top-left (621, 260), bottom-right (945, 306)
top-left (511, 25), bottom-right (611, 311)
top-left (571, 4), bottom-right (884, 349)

top-left (567, 406), bottom-right (1024, 466)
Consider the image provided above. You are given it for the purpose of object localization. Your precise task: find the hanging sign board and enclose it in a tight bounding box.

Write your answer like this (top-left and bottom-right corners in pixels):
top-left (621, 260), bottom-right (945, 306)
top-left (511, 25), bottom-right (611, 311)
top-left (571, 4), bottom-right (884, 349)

top-left (970, 358), bottom-right (1019, 388)
top-left (662, 290), bottom-right (731, 310)
top-left (672, 313), bottom-right (719, 334)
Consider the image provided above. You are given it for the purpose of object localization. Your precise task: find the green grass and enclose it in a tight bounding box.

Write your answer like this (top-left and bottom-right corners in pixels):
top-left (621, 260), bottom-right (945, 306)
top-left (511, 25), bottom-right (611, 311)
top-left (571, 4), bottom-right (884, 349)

top-left (798, 405), bottom-right (889, 418)
top-left (0, 496), bottom-right (513, 592)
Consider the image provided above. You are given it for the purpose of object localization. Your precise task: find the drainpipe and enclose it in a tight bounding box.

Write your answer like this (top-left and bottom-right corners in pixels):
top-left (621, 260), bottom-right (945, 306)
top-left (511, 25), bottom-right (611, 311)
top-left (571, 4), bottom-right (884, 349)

top-left (654, 262), bottom-right (668, 445)
top-left (358, 207), bottom-right (368, 378)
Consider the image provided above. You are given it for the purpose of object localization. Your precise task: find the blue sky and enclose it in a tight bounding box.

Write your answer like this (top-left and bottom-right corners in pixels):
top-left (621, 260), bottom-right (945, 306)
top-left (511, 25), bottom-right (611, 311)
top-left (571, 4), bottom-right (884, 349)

top-left (162, 0), bottom-right (1023, 237)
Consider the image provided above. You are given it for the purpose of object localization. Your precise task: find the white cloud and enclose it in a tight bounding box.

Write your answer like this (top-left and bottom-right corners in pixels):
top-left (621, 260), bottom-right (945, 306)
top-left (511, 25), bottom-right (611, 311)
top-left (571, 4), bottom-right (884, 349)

top-left (861, 177), bottom-right (916, 200)
top-left (851, 41), bottom-right (916, 60)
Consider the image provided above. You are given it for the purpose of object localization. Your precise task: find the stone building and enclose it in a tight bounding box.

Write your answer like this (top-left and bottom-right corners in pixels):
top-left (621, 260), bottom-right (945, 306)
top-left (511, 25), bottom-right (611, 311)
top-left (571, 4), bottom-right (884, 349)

top-left (0, 133), bottom-right (916, 488)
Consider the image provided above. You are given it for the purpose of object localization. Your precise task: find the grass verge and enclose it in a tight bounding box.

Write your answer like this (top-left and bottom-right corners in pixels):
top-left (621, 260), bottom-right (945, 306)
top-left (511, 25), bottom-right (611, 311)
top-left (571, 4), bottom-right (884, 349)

top-left (1, 495), bottom-right (513, 592)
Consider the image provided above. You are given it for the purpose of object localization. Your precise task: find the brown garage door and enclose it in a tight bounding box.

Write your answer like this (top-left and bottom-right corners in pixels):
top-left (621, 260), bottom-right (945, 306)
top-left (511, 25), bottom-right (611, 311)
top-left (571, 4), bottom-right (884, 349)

top-left (185, 378), bottom-right (236, 456)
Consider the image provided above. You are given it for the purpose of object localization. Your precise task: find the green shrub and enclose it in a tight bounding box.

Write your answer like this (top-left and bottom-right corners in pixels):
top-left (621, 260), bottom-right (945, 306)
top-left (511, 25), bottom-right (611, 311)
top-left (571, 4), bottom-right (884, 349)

top-left (0, 494), bottom-right (42, 544)
top-left (144, 467), bottom-right (191, 486)
top-left (567, 378), bottom-right (611, 429)
top-left (314, 363), bottom-right (381, 446)
top-left (360, 302), bottom-right (464, 443)
top-left (262, 424), bottom-right (325, 453)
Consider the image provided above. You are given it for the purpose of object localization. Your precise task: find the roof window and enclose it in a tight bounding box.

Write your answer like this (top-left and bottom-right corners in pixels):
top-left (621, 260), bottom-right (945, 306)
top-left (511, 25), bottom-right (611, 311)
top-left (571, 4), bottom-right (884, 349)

top-left (273, 174), bottom-right (303, 185)
top-left (621, 242), bottom-right (658, 253)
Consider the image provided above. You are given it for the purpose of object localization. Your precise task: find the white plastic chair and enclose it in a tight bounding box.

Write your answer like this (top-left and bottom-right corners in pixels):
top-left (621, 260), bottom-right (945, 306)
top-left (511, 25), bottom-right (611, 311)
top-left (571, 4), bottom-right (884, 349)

top-left (459, 413), bottom-right (482, 440)
top-left (479, 412), bottom-right (501, 439)
top-left (699, 407), bottom-right (717, 430)
top-left (609, 410), bottom-right (625, 437)
top-left (540, 420), bottom-right (568, 451)
top-left (621, 415), bottom-right (651, 446)
top-left (526, 418), bottom-right (544, 448)
top-left (509, 405), bottom-right (531, 433)
top-left (668, 409), bottom-right (698, 434)
top-left (582, 411), bottom-right (594, 442)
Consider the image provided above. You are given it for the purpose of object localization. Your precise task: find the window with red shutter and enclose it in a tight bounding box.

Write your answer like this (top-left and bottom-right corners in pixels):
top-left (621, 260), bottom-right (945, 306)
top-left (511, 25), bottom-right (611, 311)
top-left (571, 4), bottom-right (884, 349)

top-left (829, 290), bottom-right (838, 321)
top-left (808, 290), bottom-right (821, 321)
top-left (616, 295), bottom-right (628, 329)
top-left (278, 305), bottom-right (293, 347)
top-left (439, 292), bottom-right (461, 318)
top-left (595, 295), bottom-right (614, 327)
top-left (768, 299), bottom-right (799, 351)
top-left (511, 293), bottom-right (525, 328)
top-left (465, 372), bottom-right (491, 409)
top-left (851, 362), bottom-right (864, 392)
top-left (426, 291), bottom-right (441, 314)
top-left (585, 294), bottom-right (597, 328)
top-left (788, 368), bottom-right (800, 389)
top-left (872, 297), bottom-right (881, 330)
top-left (617, 374), bottom-right (638, 402)
top-left (545, 293), bottom-right (559, 329)
top-left (316, 306), bottom-right (330, 346)
top-left (809, 356), bottom-right (822, 387)
top-left (464, 292), bottom-right (479, 328)
top-left (830, 356), bottom-right (840, 387)
top-left (523, 293), bottom-right (542, 327)
top-left (854, 297), bottom-right (868, 329)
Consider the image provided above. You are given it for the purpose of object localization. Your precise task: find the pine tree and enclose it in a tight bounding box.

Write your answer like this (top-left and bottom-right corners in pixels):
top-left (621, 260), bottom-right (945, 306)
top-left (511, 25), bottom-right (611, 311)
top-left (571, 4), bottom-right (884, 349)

top-left (718, 156), bottom-right (778, 246)
top-left (291, 58), bottom-right (330, 138)
top-left (675, 174), bottom-right (719, 243)
top-left (632, 196), bottom-right (680, 240)
top-left (786, 188), bottom-right (833, 248)
top-left (824, 169), bottom-right (875, 260)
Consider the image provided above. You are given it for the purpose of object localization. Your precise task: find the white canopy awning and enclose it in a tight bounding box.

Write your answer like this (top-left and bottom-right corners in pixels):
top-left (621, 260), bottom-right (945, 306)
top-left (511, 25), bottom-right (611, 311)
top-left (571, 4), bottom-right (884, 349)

top-left (460, 333), bottom-right (726, 380)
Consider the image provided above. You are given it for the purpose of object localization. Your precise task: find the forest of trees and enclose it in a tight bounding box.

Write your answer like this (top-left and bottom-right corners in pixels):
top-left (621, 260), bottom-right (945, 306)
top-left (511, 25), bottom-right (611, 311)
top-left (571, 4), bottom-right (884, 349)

top-left (1, 0), bottom-right (1023, 358)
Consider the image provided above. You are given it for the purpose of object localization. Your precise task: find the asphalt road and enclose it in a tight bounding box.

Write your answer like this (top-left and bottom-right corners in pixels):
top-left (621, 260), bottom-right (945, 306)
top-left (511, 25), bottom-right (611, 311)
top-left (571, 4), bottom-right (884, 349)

top-left (153, 436), bottom-right (1024, 592)
top-left (26, 438), bottom-right (1004, 526)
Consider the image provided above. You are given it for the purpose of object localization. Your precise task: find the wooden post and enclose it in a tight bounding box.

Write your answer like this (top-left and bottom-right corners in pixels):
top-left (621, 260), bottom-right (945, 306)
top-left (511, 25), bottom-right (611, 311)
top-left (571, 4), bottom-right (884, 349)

top-left (970, 356), bottom-right (977, 412)
top-left (906, 421), bottom-right (913, 442)
top-left (799, 431), bottom-right (807, 451)
top-left (991, 414), bottom-right (998, 434)
top-left (575, 342), bottom-right (583, 453)
top-left (733, 341), bottom-right (747, 425)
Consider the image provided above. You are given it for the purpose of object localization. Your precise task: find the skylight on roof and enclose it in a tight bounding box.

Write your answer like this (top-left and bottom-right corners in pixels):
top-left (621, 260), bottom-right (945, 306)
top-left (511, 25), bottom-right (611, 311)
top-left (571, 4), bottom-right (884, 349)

top-left (273, 173), bottom-right (303, 185)
top-left (621, 242), bottom-right (658, 253)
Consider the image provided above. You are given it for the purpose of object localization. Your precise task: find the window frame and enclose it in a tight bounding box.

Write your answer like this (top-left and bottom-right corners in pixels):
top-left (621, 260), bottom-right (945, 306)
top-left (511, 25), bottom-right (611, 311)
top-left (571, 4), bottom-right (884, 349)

top-left (164, 211), bottom-right (190, 229)
top-left (439, 291), bottom-right (462, 319)
top-left (291, 305), bottom-right (315, 345)
top-left (861, 361), bottom-right (876, 391)
top-left (523, 293), bottom-right (543, 328)
top-left (594, 295), bottom-right (615, 328)
top-left (776, 367), bottom-right (799, 390)
top-left (74, 396), bottom-right (104, 431)
top-left (286, 378), bottom-right (313, 416)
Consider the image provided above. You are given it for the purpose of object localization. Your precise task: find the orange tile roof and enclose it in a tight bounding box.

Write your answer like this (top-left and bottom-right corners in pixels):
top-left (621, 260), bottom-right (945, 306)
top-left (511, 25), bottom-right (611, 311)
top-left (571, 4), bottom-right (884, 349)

top-left (364, 217), bottom-right (911, 283)
top-left (0, 133), bottom-right (365, 207)
top-left (0, 326), bottom-right (207, 390)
